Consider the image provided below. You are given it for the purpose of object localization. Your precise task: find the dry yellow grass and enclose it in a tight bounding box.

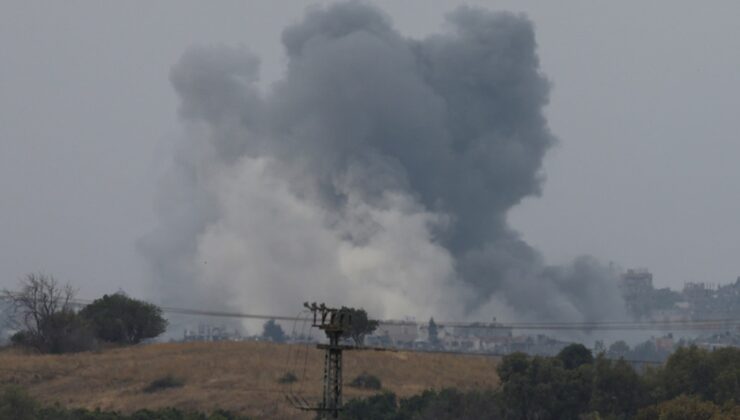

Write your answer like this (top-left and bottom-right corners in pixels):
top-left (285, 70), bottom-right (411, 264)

top-left (0, 341), bottom-right (499, 419)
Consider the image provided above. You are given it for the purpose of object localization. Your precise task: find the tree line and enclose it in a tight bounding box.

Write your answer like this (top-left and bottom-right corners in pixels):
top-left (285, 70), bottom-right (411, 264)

top-left (340, 343), bottom-right (740, 420)
top-left (3, 273), bottom-right (379, 353)
top-left (3, 274), bottom-right (167, 353)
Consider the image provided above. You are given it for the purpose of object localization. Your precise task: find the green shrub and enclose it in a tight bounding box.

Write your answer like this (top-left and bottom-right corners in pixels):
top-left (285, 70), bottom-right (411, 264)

top-left (261, 319), bottom-right (285, 343)
top-left (635, 395), bottom-right (726, 420)
top-left (10, 330), bottom-right (31, 346)
top-left (41, 310), bottom-right (97, 354)
top-left (557, 343), bottom-right (594, 370)
top-left (143, 375), bottom-right (185, 393)
top-left (340, 392), bottom-right (396, 420)
top-left (339, 307), bottom-right (379, 346)
top-left (349, 372), bottom-right (382, 390)
top-left (658, 346), bottom-right (740, 405)
top-left (278, 372), bottom-right (298, 384)
top-left (341, 388), bottom-right (503, 420)
top-left (11, 310), bottom-right (96, 354)
top-left (400, 388), bottom-right (502, 420)
top-left (0, 386), bottom-right (38, 420)
top-left (80, 293), bottom-right (167, 345)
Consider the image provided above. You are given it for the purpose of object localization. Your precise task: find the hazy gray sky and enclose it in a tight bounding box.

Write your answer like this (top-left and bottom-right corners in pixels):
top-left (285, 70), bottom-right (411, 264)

top-left (1, 1), bottom-right (739, 302)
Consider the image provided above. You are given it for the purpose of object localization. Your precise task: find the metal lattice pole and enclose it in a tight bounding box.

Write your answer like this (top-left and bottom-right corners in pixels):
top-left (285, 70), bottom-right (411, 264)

top-left (300, 303), bottom-right (352, 419)
top-left (322, 331), bottom-right (343, 418)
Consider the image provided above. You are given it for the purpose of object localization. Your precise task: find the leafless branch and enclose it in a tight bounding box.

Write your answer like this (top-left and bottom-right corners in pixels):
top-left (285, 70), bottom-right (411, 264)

top-left (1, 273), bottom-right (76, 349)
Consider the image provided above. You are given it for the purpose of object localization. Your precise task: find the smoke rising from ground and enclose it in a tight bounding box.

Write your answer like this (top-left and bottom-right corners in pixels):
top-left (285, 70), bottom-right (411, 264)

top-left (140, 2), bottom-right (625, 324)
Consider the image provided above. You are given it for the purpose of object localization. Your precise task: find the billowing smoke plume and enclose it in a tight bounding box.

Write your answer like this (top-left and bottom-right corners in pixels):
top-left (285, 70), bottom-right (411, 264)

top-left (140, 2), bottom-right (625, 323)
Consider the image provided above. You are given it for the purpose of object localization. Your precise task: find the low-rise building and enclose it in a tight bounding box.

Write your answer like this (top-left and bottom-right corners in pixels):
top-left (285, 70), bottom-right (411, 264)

top-left (372, 321), bottom-right (418, 346)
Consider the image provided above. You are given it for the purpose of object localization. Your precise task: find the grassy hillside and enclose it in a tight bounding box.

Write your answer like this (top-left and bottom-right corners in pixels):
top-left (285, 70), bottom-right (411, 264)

top-left (0, 341), bottom-right (499, 419)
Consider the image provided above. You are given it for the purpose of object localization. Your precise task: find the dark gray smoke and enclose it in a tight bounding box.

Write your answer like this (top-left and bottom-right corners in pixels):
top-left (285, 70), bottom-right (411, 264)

top-left (140, 2), bottom-right (625, 323)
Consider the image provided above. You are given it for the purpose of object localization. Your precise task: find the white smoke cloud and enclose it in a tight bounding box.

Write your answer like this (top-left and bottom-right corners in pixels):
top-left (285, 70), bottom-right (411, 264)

top-left (193, 155), bottom-right (466, 321)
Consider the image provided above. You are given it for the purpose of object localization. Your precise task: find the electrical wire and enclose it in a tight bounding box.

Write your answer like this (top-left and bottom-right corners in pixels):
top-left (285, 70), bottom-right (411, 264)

top-left (2, 293), bottom-right (739, 331)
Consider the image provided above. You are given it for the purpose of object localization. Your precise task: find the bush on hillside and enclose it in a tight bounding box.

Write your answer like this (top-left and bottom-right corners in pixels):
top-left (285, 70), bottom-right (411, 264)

top-left (261, 319), bottom-right (285, 343)
top-left (142, 375), bottom-right (184, 393)
top-left (340, 392), bottom-right (397, 420)
top-left (557, 343), bottom-right (594, 370)
top-left (349, 372), bottom-right (382, 390)
top-left (3, 274), bottom-right (96, 354)
top-left (0, 386), bottom-right (37, 420)
top-left (340, 388), bottom-right (502, 420)
top-left (339, 346), bottom-right (740, 419)
top-left (11, 310), bottom-right (96, 354)
top-left (80, 293), bottom-right (167, 345)
top-left (635, 394), bottom-right (740, 420)
top-left (339, 307), bottom-right (379, 346)
top-left (278, 372), bottom-right (298, 384)
top-left (657, 345), bottom-right (740, 405)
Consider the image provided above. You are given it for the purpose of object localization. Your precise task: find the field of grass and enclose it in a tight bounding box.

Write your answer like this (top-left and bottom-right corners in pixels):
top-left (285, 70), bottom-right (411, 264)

top-left (0, 341), bottom-right (499, 419)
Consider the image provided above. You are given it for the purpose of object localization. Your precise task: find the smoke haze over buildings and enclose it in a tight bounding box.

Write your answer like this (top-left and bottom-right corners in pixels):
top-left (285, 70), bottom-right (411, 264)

top-left (140, 2), bottom-right (625, 323)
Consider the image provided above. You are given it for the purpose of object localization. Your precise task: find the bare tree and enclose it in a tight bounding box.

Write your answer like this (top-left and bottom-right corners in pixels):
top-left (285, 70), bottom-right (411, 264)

top-left (2, 273), bottom-right (83, 352)
top-left (0, 298), bottom-right (12, 343)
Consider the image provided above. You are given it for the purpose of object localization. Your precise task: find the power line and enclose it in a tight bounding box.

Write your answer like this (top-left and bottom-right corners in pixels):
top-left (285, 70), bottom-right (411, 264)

top-left (2, 293), bottom-right (740, 331)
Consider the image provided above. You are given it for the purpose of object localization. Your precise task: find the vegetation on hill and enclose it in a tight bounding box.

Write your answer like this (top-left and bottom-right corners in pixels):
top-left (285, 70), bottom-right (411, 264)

top-left (3, 273), bottom-right (167, 354)
top-left (349, 372), bottom-right (382, 390)
top-left (261, 319), bottom-right (285, 343)
top-left (0, 340), bottom-right (498, 418)
top-left (2, 333), bottom-right (737, 419)
top-left (340, 344), bottom-right (740, 419)
top-left (0, 386), bottom-right (250, 420)
top-left (143, 375), bottom-right (185, 394)
top-left (340, 388), bottom-right (500, 420)
top-left (4, 274), bottom-right (93, 354)
top-left (339, 307), bottom-right (379, 346)
top-left (277, 371), bottom-right (298, 384)
top-left (80, 292), bottom-right (167, 345)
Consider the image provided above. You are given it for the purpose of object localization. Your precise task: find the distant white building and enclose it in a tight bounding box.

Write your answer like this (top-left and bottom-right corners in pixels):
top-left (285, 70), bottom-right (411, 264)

top-left (372, 321), bottom-right (418, 345)
top-left (183, 324), bottom-right (242, 342)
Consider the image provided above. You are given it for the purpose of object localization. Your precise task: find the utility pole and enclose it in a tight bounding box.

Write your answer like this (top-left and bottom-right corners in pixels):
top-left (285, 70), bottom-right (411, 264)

top-left (302, 302), bottom-right (353, 419)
